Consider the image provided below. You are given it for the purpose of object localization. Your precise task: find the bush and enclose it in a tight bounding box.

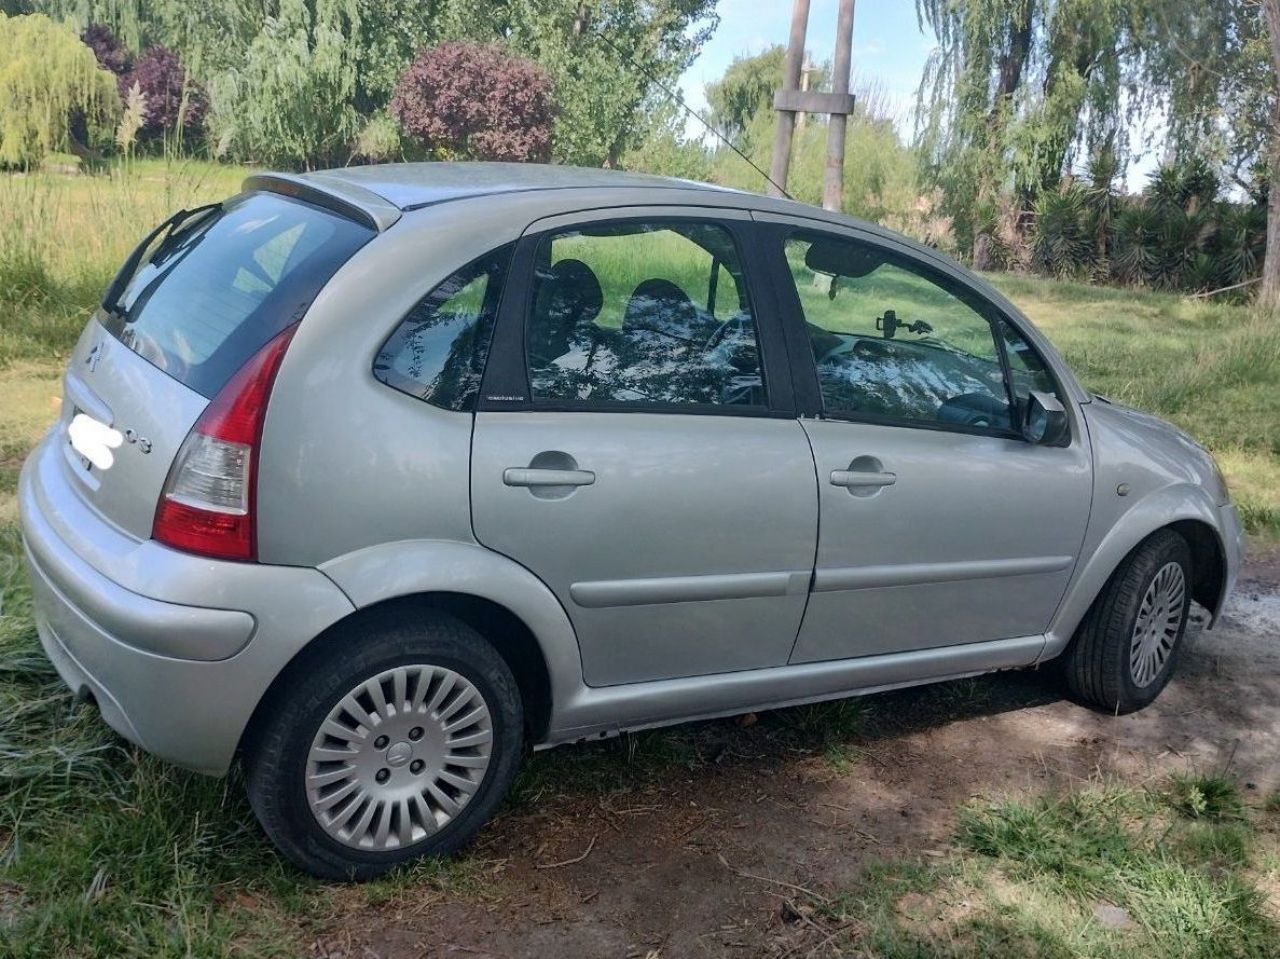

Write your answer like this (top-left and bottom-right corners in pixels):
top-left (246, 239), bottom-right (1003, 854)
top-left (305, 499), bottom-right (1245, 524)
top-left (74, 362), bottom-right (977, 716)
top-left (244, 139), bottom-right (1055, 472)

top-left (1028, 158), bottom-right (1267, 296)
top-left (390, 41), bottom-right (555, 162)
top-left (120, 45), bottom-right (205, 141)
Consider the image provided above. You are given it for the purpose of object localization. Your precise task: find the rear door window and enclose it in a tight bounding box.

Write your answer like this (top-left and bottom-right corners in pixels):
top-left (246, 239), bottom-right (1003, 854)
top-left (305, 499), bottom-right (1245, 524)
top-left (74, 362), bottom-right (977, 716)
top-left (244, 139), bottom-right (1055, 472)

top-left (103, 192), bottom-right (373, 397)
top-left (524, 221), bottom-right (768, 408)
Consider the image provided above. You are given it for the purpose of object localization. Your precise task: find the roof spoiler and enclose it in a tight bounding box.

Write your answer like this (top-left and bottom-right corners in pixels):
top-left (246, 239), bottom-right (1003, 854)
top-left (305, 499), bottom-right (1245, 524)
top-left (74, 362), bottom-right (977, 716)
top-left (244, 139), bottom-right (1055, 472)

top-left (241, 172), bottom-right (402, 232)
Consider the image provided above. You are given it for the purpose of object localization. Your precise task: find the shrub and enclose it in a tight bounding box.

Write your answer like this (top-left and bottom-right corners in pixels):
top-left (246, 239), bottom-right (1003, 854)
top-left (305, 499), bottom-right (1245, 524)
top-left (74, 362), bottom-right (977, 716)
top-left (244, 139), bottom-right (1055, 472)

top-left (352, 110), bottom-right (402, 164)
top-left (1031, 183), bottom-right (1091, 278)
top-left (119, 45), bottom-right (205, 141)
top-left (390, 41), bottom-right (555, 162)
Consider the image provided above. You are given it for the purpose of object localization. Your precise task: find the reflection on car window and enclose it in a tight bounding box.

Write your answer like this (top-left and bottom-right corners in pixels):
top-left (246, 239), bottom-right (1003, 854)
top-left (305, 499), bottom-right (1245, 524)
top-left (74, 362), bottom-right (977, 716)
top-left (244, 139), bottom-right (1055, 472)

top-left (784, 234), bottom-right (1014, 433)
top-left (526, 222), bottom-right (767, 408)
top-left (999, 320), bottom-right (1058, 411)
top-left (374, 246), bottom-right (511, 411)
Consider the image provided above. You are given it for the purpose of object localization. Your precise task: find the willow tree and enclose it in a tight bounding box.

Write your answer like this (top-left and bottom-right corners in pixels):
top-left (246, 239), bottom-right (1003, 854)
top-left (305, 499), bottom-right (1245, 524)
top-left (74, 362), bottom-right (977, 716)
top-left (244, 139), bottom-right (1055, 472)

top-left (0, 12), bottom-right (119, 166)
top-left (919, 0), bottom-right (1148, 263)
top-left (916, 0), bottom-right (1040, 264)
top-left (205, 0), bottom-right (363, 168)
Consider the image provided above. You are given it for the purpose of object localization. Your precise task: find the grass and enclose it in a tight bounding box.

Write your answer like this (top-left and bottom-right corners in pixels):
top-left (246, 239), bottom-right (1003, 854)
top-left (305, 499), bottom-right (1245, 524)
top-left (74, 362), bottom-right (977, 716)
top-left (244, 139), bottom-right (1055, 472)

top-left (811, 779), bottom-right (1279, 958)
top-left (0, 161), bottom-right (1276, 954)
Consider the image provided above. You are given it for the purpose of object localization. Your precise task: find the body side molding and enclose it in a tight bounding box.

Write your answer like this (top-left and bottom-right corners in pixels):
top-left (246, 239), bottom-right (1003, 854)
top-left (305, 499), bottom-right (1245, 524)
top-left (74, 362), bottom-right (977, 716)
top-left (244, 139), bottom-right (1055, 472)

top-left (543, 633), bottom-right (1045, 747)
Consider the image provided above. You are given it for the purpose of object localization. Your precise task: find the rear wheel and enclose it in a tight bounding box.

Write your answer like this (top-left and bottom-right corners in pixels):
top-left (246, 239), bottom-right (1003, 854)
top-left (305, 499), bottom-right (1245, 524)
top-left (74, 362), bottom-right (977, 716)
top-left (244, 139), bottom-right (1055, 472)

top-left (246, 612), bottom-right (523, 880)
top-left (1063, 529), bottom-right (1192, 713)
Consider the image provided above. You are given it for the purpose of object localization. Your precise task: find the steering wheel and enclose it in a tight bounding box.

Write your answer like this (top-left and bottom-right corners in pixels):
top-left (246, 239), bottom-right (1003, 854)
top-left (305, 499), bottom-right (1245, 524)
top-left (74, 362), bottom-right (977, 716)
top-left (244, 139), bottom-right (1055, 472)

top-left (702, 314), bottom-right (748, 353)
top-left (937, 392), bottom-right (1009, 430)
top-left (701, 314), bottom-right (760, 371)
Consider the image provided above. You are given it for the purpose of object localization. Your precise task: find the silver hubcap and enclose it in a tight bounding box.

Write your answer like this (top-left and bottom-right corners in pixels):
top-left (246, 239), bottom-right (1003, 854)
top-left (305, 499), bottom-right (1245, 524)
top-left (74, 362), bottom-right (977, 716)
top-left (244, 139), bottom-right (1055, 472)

top-left (1129, 562), bottom-right (1186, 688)
top-left (305, 664), bottom-right (493, 851)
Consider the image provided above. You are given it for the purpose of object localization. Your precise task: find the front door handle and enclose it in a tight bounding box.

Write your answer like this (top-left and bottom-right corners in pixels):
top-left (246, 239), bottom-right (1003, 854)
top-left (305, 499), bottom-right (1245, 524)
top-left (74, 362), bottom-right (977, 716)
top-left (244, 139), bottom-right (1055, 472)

top-left (503, 467), bottom-right (596, 488)
top-left (830, 469), bottom-right (896, 489)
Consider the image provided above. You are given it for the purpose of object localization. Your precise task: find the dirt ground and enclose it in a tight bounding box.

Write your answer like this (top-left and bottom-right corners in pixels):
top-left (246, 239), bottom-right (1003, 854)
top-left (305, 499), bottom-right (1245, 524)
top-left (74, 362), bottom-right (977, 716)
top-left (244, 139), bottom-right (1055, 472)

top-left (312, 551), bottom-right (1280, 959)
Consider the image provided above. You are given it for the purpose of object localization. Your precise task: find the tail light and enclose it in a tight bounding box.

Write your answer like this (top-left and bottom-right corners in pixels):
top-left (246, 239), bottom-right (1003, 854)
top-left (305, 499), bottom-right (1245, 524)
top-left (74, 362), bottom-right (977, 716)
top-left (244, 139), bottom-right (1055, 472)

top-left (152, 324), bottom-right (298, 561)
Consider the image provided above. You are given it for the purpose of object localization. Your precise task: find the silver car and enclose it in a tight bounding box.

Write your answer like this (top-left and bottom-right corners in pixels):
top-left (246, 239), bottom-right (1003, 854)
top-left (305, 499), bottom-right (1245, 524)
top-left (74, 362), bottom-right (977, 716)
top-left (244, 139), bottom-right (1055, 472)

top-left (20, 163), bottom-right (1244, 879)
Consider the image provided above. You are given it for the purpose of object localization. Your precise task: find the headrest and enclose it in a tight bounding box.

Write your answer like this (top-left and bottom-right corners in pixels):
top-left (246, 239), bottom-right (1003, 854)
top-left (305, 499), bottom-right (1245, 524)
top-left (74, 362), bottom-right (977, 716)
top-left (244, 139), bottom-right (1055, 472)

top-left (539, 258), bottom-right (603, 323)
top-left (623, 278), bottom-right (699, 338)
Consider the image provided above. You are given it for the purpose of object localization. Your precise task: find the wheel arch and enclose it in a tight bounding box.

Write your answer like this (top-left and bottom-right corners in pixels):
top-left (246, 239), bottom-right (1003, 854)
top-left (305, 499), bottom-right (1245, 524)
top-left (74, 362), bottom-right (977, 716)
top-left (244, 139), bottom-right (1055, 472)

top-left (239, 540), bottom-right (584, 760)
top-left (1042, 484), bottom-right (1230, 660)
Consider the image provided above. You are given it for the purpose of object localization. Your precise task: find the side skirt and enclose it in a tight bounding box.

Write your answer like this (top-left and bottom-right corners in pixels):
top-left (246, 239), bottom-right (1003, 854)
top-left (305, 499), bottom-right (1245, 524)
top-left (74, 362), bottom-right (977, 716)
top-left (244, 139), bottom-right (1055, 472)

top-left (538, 633), bottom-right (1046, 748)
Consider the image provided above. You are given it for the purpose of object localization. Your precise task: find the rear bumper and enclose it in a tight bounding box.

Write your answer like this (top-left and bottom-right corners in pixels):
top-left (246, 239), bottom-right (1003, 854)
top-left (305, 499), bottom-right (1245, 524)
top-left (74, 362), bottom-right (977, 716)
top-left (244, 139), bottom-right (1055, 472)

top-left (19, 437), bottom-right (354, 776)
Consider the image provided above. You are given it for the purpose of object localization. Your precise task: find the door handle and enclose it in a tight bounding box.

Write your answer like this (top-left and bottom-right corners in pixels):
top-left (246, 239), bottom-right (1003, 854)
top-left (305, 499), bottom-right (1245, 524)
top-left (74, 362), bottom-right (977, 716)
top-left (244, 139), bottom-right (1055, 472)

top-left (503, 467), bottom-right (596, 488)
top-left (830, 469), bottom-right (896, 489)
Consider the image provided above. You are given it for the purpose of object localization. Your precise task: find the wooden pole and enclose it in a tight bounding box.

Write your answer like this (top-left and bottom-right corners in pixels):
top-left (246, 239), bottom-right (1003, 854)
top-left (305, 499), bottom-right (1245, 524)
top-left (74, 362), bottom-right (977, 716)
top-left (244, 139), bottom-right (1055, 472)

top-left (768, 0), bottom-right (811, 198)
top-left (822, 0), bottom-right (856, 211)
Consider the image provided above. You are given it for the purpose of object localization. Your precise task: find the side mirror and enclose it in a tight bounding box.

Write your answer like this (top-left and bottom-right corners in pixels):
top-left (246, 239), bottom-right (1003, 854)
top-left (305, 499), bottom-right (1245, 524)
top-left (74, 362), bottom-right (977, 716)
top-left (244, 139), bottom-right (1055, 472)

top-left (1022, 390), bottom-right (1069, 446)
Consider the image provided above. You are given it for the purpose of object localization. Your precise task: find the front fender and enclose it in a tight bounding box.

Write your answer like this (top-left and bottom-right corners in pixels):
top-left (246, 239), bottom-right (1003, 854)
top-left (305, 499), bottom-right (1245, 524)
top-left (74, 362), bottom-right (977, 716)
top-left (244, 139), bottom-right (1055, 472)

top-left (1042, 482), bottom-right (1227, 659)
top-left (318, 539), bottom-right (585, 722)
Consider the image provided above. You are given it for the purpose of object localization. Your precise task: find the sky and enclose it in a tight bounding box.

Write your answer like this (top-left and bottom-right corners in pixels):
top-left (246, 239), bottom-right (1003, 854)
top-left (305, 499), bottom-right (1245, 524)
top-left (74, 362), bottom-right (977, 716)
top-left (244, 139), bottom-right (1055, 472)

top-left (677, 0), bottom-right (937, 138)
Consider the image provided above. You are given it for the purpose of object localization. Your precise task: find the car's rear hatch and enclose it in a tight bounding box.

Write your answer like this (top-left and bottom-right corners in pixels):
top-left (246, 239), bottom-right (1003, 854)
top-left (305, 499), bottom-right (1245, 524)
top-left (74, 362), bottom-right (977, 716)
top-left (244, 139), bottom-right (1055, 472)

top-left (56, 189), bottom-right (375, 543)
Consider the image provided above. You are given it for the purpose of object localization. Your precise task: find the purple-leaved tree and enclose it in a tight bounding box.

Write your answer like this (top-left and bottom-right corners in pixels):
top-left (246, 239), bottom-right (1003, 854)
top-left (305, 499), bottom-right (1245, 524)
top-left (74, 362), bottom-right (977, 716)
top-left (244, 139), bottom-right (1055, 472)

top-left (121, 46), bottom-right (206, 140)
top-left (390, 42), bottom-right (555, 162)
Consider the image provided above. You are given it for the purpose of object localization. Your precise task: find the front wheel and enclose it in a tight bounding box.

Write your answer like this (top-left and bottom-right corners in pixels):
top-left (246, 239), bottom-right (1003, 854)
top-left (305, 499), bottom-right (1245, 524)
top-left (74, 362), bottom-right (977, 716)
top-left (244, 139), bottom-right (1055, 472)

top-left (245, 612), bottom-right (524, 880)
top-left (1063, 529), bottom-right (1192, 714)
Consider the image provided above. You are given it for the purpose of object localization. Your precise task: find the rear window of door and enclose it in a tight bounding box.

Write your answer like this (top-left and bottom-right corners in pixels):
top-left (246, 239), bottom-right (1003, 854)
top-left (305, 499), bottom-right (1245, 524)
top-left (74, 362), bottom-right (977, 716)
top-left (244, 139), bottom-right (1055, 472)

top-left (102, 192), bottom-right (374, 397)
top-left (524, 220), bottom-right (769, 409)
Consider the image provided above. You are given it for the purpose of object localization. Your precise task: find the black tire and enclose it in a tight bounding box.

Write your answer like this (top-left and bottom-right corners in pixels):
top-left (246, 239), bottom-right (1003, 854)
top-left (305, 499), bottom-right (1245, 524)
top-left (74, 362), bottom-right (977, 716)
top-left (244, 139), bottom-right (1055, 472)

top-left (1063, 528), bottom-right (1193, 714)
top-left (245, 610), bottom-right (524, 881)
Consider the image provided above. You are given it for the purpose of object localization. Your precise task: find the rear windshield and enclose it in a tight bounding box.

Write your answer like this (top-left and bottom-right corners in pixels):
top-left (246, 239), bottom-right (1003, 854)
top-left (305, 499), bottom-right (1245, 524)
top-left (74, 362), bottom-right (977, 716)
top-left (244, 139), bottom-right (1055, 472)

top-left (102, 192), bottom-right (374, 397)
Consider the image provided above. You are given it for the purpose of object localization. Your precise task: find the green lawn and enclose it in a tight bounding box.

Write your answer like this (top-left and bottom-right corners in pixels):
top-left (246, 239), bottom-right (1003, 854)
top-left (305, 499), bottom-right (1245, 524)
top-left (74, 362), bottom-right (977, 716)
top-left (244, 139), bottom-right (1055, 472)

top-left (0, 162), bottom-right (1277, 956)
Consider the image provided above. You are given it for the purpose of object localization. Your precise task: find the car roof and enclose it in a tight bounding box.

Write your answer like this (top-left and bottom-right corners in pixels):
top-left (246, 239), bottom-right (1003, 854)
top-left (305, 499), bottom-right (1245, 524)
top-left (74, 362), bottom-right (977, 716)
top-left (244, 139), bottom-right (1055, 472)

top-left (310, 162), bottom-right (742, 210)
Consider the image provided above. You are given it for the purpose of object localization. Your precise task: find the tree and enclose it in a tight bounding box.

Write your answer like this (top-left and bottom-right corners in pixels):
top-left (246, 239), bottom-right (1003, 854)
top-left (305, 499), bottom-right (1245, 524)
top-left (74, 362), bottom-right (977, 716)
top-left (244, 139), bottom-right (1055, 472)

top-left (0, 12), bottom-right (119, 166)
top-left (705, 45), bottom-right (785, 146)
top-left (621, 104), bottom-right (711, 180)
top-left (432, 0), bottom-right (718, 167)
top-left (1257, 0), bottom-right (1280, 310)
top-left (704, 45), bottom-right (832, 149)
top-left (205, 0), bottom-right (362, 168)
top-left (391, 42), bottom-right (555, 162)
top-left (120, 45), bottom-right (205, 141)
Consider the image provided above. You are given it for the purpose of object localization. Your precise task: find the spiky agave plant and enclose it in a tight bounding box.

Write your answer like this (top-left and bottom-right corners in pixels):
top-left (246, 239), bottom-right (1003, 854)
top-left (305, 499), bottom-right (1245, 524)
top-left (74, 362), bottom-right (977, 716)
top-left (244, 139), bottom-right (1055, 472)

top-left (1032, 184), bottom-right (1091, 278)
top-left (1111, 203), bottom-right (1161, 286)
top-left (1153, 204), bottom-right (1214, 291)
top-left (1211, 203), bottom-right (1267, 289)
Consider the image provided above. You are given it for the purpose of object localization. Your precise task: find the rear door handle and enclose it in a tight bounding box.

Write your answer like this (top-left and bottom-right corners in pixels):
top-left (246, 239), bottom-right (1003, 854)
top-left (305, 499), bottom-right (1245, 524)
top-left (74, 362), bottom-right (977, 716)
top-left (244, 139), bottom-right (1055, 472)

top-left (830, 469), bottom-right (896, 489)
top-left (503, 468), bottom-right (596, 488)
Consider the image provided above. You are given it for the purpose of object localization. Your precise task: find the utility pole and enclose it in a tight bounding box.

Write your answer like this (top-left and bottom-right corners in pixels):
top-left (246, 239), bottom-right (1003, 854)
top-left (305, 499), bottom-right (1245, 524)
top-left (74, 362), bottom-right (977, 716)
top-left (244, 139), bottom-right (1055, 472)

top-left (823, 0), bottom-right (856, 211)
top-left (769, 0), bottom-right (857, 204)
top-left (768, 0), bottom-right (811, 197)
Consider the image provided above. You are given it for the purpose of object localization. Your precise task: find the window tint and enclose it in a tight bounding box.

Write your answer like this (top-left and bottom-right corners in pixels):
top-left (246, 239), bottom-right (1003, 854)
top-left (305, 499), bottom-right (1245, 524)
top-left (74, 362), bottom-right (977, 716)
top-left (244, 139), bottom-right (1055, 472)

top-left (374, 246), bottom-right (511, 411)
top-left (103, 193), bottom-right (373, 398)
top-left (526, 222), bottom-right (767, 408)
top-left (784, 233), bottom-right (1015, 433)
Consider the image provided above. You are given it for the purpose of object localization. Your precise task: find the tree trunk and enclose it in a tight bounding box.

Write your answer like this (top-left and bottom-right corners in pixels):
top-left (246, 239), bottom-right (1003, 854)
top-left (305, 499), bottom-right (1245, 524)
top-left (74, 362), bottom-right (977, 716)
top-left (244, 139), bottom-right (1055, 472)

top-left (1259, 0), bottom-right (1280, 312)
